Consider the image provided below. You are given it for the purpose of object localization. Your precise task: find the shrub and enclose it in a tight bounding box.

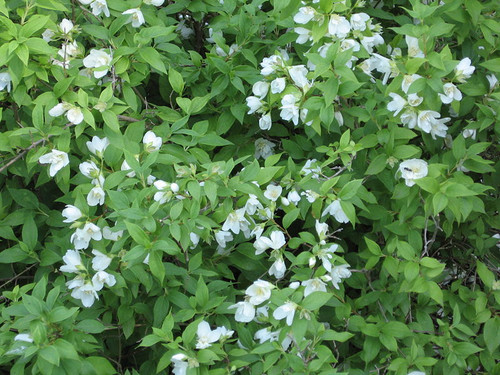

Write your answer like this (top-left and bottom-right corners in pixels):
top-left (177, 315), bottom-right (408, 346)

top-left (0, 0), bottom-right (499, 374)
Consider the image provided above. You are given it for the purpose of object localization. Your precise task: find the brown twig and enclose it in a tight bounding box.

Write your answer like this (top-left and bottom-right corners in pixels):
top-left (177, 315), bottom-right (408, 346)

top-left (0, 123), bottom-right (76, 174)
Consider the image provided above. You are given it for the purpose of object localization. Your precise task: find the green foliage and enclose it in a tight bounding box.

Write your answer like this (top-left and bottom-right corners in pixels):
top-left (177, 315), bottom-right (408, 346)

top-left (0, 0), bottom-right (499, 374)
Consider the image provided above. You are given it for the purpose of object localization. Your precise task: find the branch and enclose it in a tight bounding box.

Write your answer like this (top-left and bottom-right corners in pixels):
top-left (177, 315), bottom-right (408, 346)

top-left (0, 123), bottom-right (76, 174)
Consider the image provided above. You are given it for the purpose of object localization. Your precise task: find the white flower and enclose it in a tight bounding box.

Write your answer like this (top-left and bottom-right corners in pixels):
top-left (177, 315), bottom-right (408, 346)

top-left (42, 29), bottom-right (55, 42)
top-left (70, 281), bottom-right (99, 307)
top-left (270, 77), bottom-right (286, 94)
top-left (91, 270), bottom-right (116, 291)
top-left (39, 149), bottom-right (69, 177)
top-left (215, 230), bottom-right (233, 248)
top-left (417, 110), bottom-right (450, 139)
top-left (87, 186), bottom-right (106, 206)
top-left (387, 93), bottom-right (406, 116)
top-left (102, 226), bottom-right (124, 241)
top-left (264, 184), bottom-right (282, 201)
top-left (153, 180), bottom-right (173, 204)
top-left (91, 249), bottom-right (112, 271)
top-left (317, 244), bottom-right (338, 272)
top-left (287, 190), bottom-right (301, 205)
top-left (254, 231), bottom-right (285, 255)
top-left (288, 65), bottom-right (310, 90)
top-left (280, 94), bottom-right (300, 125)
top-left (331, 264), bottom-right (351, 289)
top-left (254, 138), bottom-right (275, 159)
top-left (315, 221), bottom-right (328, 240)
top-left (335, 111), bottom-right (344, 126)
top-left (86, 136), bottom-right (109, 157)
top-left (254, 328), bottom-right (278, 343)
top-left (328, 14), bottom-right (351, 38)
top-left (189, 232), bottom-right (200, 249)
top-left (245, 194), bottom-right (263, 215)
top-left (215, 326), bottom-right (234, 340)
top-left (71, 223), bottom-right (102, 249)
top-left (83, 49), bottom-right (112, 79)
top-left (196, 320), bottom-right (221, 349)
top-left (487, 74), bottom-right (498, 90)
top-left (14, 333), bottom-right (33, 343)
top-left (406, 36), bottom-right (424, 58)
top-left (246, 279), bottom-right (274, 305)
top-left (60, 250), bottom-right (84, 273)
top-left (143, 130), bottom-right (162, 152)
top-left (322, 199), bottom-right (349, 223)
top-left (295, 27), bottom-right (312, 44)
top-left (273, 301), bottom-right (297, 326)
top-left (289, 281), bottom-right (300, 289)
top-left (455, 57), bottom-right (475, 82)
top-left (252, 81), bottom-right (269, 98)
top-left (302, 278), bottom-right (327, 297)
top-left (62, 205), bottom-right (83, 223)
top-left (340, 39), bottom-right (360, 52)
top-left (399, 159), bottom-right (428, 187)
top-left (407, 372), bottom-right (426, 375)
top-left (49, 102), bottom-right (69, 117)
top-left (122, 9), bottom-right (145, 28)
top-left (407, 93), bottom-right (423, 107)
top-left (229, 301), bottom-right (255, 322)
top-left (259, 113), bottom-right (272, 131)
top-left (59, 19), bottom-right (74, 34)
top-left (294, 6), bottom-right (315, 24)
top-left (171, 354), bottom-right (189, 375)
top-left (0, 72), bottom-right (11, 92)
top-left (301, 159), bottom-right (321, 178)
top-left (121, 160), bottom-right (136, 178)
top-left (269, 257), bottom-right (286, 279)
top-left (49, 102), bottom-right (84, 124)
top-left (401, 74), bottom-right (422, 94)
top-left (302, 189), bottom-right (319, 203)
top-left (246, 96), bottom-right (263, 115)
top-left (360, 34), bottom-right (384, 54)
top-left (350, 13), bottom-right (370, 31)
top-left (439, 83), bottom-right (462, 104)
top-left (90, 0), bottom-right (110, 17)
top-left (79, 161), bottom-right (101, 180)
top-left (401, 109), bottom-right (418, 129)
top-left (67, 107), bottom-right (84, 125)
top-left (462, 128), bottom-right (476, 139)
top-left (222, 208), bottom-right (249, 235)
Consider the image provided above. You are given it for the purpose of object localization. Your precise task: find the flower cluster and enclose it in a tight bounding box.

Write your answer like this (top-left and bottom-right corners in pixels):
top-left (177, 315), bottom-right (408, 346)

top-left (60, 249), bottom-right (116, 307)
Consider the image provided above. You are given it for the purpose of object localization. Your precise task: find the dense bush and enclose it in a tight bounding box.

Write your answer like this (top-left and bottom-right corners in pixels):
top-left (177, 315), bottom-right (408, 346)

top-left (0, 0), bottom-right (499, 374)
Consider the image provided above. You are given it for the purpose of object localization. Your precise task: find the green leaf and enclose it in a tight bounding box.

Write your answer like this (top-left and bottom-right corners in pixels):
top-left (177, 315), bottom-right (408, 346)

top-left (476, 261), bottom-right (494, 288)
top-left (149, 250), bottom-right (165, 284)
top-left (381, 321), bottom-right (412, 338)
top-left (39, 346), bottom-right (60, 366)
top-left (168, 68), bottom-right (184, 94)
top-left (283, 208), bottom-right (300, 229)
top-left (365, 154), bottom-right (387, 175)
top-left (453, 342), bottom-right (482, 357)
top-left (76, 319), bottom-right (106, 333)
top-left (86, 357), bottom-right (116, 375)
top-left (138, 47), bottom-right (167, 74)
top-left (302, 291), bottom-right (332, 310)
top-left (195, 276), bottom-right (209, 307)
top-left (338, 179), bottom-right (363, 201)
top-left (480, 58), bottom-right (500, 73)
top-left (102, 110), bottom-right (120, 133)
top-left (125, 221), bottom-right (151, 248)
top-left (484, 318), bottom-right (500, 353)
